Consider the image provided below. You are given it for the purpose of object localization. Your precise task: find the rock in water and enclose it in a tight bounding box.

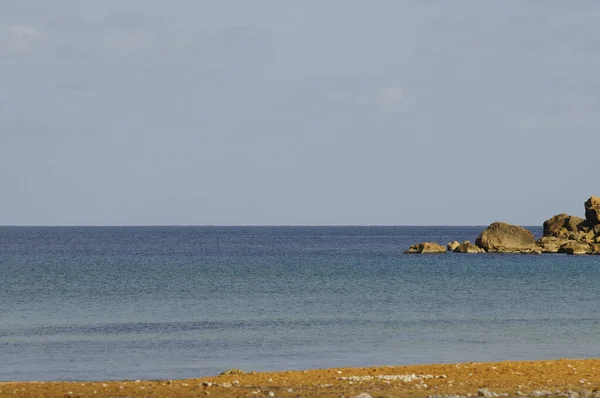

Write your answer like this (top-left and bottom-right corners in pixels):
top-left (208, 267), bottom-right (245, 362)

top-left (543, 214), bottom-right (587, 238)
top-left (543, 214), bottom-right (569, 237)
top-left (454, 241), bottom-right (485, 253)
top-left (447, 241), bottom-right (460, 251)
top-left (404, 242), bottom-right (446, 254)
top-left (565, 215), bottom-right (587, 232)
top-left (558, 241), bottom-right (591, 255)
top-left (536, 236), bottom-right (567, 253)
top-left (585, 196), bottom-right (600, 225)
top-left (475, 222), bottom-right (536, 253)
top-left (219, 368), bottom-right (245, 375)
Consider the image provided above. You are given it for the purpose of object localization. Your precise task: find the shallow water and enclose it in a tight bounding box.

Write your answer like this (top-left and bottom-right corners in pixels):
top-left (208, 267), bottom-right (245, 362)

top-left (1, 226), bottom-right (599, 381)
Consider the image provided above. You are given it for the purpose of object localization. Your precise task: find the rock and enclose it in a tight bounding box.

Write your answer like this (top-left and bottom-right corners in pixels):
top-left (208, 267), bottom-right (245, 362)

top-left (589, 243), bottom-right (600, 255)
top-left (475, 222), bottom-right (536, 253)
top-left (565, 215), bottom-right (587, 233)
top-left (519, 248), bottom-right (542, 254)
top-left (220, 368), bottom-right (245, 375)
top-left (477, 388), bottom-right (494, 398)
top-left (536, 236), bottom-right (567, 253)
top-left (579, 389), bottom-right (592, 398)
top-left (454, 241), bottom-right (485, 253)
top-left (354, 394), bottom-right (374, 398)
top-left (584, 230), bottom-right (597, 242)
top-left (530, 391), bottom-right (552, 396)
top-left (543, 214), bottom-right (570, 237)
top-left (558, 241), bottom-right (591, 255)
top-left (543, 214), bottom-right (587, 238)
top-left (578, 221), bottom-right (594, 233)
top-left (568, 230), bottom-right (588, 242)
top-left (405, 242), bottom-right (446, 254)
top-left (585, 196), bottom-right (600, 224)
top-left (447, 241), bottom-right (460, 251)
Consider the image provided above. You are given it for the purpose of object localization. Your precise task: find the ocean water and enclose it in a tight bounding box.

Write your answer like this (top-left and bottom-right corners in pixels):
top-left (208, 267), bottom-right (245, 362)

top-left (0, 226), bottom-right (599, 382)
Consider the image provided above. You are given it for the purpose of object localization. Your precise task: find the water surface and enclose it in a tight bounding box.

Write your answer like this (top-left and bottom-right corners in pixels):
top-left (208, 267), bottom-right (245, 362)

top-left (1, 226), bottom-right (598, 381)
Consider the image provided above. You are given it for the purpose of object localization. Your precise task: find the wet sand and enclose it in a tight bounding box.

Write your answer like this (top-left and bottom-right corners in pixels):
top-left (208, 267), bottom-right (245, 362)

top-left (2, 358), bottom-right (600, 397)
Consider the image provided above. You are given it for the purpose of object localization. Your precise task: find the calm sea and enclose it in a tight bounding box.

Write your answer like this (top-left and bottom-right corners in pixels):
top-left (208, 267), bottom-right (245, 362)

top-left (0, 226), bottom-right (599, 381)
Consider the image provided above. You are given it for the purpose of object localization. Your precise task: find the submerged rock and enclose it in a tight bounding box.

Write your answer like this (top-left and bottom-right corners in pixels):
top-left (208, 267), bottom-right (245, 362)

top-left (404, 242), bottom-right (446, 254)
top-left (475, 222), bottom-right (537, 253)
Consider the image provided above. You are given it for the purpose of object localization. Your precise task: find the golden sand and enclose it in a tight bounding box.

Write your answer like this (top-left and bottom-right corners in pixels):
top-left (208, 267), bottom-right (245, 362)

top-left (2, 358), bottom-right (600, 397)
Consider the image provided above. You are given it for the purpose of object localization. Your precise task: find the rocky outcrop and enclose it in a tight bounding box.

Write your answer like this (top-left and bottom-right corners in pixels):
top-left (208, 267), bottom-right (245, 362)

top-left (565, 215), bottom-right (586, 233)
top-left (558, 241), bottom-right (591, 255)
top-left (540, 197), bottom-right (600, 248)
top-left (404, 242), bottom-right (446, 254)
top-left (585, 196), bottom-right (600, 224)
top-left (591, 224), bottom-right (600, 238)
top-left (447, 241), bottom-right (460, 251)
top-left (453, 241), bottom-right (485, 253)
top-left (542, 214), bottom-right (587, 239)
top-left (404, 196), bottom-right (600, 255)
top-left (543, 214), bottom-right (567, 236)
top-left (536, 236), bottom-right (566, 253)
top-left (475, 222), bottom-right (537, 253)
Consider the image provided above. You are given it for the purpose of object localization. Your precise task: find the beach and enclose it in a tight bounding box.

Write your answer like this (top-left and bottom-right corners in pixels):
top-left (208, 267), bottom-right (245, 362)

top-left (3, 358), bottom-right (600, 397)
top-left (4, 0), bottom-right (600, 395)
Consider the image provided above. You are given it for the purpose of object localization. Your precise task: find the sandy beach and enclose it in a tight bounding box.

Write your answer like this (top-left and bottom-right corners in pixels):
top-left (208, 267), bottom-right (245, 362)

top-left (3, 358), bottom-right (600, 397)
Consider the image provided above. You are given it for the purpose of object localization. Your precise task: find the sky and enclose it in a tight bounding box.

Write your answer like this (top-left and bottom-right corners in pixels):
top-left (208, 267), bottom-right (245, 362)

top-left (1, 1), bottom-right (599, 226)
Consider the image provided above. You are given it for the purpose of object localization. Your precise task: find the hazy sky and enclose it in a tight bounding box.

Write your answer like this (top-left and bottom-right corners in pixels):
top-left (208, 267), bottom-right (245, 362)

top-left (1, 1), bottom-right (599, 225)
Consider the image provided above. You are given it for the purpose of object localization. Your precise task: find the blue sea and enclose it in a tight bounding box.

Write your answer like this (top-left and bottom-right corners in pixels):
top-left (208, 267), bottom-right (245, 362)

top-left (0, 226), bottom-right (599, 382)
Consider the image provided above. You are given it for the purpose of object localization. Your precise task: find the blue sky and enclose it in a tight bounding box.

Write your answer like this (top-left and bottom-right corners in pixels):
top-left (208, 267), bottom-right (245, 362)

top-left (1, 1), bottom-right (599, 225)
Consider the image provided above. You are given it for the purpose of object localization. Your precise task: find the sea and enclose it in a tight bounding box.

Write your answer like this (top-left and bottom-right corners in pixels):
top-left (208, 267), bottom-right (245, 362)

top-left (0, 226), bottom-right (599, 382)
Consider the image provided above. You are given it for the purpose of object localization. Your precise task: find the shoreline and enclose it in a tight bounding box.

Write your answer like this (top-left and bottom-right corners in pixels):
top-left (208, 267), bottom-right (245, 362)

top-left (3, 358), bottom-right (600, 397)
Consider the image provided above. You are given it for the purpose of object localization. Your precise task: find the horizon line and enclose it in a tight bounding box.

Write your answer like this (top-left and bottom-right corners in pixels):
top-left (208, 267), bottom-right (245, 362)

top-left (0, 224), bottom-right (541, 228)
